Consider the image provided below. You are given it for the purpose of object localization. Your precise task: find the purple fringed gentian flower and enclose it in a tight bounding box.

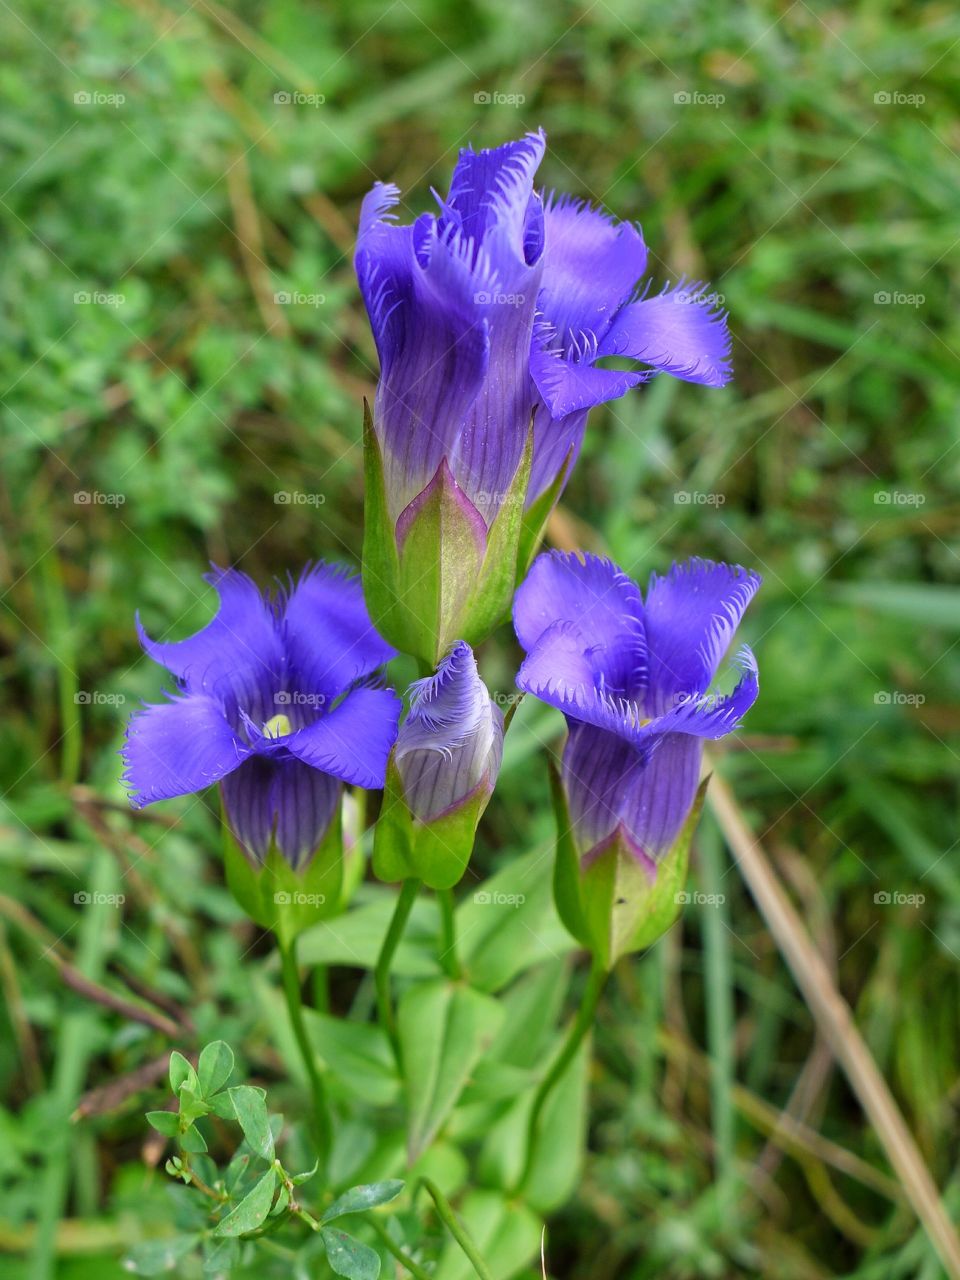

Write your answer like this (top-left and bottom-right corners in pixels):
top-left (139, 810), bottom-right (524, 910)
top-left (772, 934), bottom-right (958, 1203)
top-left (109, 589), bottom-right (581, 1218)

top-left (374, 641), bottom-right (503, 889)
top-left (356, 130), bottom-right (731, 666)
top-left (513, 552), bottom-right (758, 965)
top-left (123, 564), bottom-right (401, 874)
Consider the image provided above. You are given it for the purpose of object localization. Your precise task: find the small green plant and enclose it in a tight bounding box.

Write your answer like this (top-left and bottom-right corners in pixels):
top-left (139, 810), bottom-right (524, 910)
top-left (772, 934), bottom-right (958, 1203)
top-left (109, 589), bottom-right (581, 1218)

top-left (127, 1041), bottom-right (405, 1278)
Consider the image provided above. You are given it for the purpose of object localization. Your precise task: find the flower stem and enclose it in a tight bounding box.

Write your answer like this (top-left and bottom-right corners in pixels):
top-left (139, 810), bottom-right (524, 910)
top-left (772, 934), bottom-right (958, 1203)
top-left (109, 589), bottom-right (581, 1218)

top-left (375, 878), bottom-right (421, 1060)
top-left (437, 888), bottom-right (460, 979)
top-left (515, 953), bottom-right (607, 1193)
top-left (419, 1177), bottom-right (492, 1280)
top-left (277, 933), bottom-right (331, 1170)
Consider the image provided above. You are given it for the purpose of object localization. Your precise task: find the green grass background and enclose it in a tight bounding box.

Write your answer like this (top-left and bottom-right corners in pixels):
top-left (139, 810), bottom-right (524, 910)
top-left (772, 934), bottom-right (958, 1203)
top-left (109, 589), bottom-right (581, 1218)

top-left (1, 0), bottom-right (958, 1276)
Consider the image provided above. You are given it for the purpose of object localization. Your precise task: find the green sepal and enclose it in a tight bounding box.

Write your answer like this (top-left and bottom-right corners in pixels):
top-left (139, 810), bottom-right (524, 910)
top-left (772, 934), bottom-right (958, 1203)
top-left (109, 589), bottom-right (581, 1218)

top-left (372, 757), bottom-right (491, 890)
top-left (459, 421), bottom-right (533, 644)
top-left (222, 799), bottom-right (345, 948)
top-left (361, 404), bottom-right (537, 665)
top-left (551, 763), bottom-right (710, 968)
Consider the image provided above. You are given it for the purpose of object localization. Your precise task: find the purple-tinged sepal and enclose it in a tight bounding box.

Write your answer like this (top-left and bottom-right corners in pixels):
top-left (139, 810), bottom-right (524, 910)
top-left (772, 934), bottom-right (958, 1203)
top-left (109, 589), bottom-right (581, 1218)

top-left (374, 642), bottom-right (503, 889)
top-left (551, 760), bottom-right (709, 969)
top-left (222, 792), bottom-right (347, 947)
top-left (363, 402), bottom-right (534, 664)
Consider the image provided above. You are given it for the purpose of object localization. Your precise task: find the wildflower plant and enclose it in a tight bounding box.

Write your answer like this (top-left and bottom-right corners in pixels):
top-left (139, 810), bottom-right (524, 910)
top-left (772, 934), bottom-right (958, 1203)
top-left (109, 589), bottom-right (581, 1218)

top-left (121, 132), bottom-right (757, 1280)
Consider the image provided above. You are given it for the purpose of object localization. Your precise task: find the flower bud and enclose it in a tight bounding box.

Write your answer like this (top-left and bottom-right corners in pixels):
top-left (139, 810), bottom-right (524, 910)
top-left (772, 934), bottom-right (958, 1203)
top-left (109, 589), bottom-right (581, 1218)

top-left (374, 642), bottom-right (503, 889)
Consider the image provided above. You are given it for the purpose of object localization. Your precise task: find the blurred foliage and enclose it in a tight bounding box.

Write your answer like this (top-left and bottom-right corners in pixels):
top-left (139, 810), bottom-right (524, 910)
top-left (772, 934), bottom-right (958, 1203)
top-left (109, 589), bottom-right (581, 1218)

top-left (1, 0), bottom-right (959, 1277)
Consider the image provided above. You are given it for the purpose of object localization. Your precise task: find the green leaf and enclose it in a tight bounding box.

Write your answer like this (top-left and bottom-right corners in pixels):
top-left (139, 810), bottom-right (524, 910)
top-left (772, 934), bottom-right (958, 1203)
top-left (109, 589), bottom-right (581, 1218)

top-left (179, 1123), bottom-right (208, 1154)
top-left (321, 1180), bottom-right (404, 1222)
top-left (398, 979), bottom-right (503, 1161)
top-left (291, 1159), bottom-right (319, 1186)
top-left (297, 889), bottom-right (439, 977)
top-left (202, 1235), bottom-right (240, 1273)
top-left (168, 1051), bottom-right (198, 1095)
top-left (214, 1167), bottom-right (278, 1237)
top-left (321, 1227), bottom-right (381, 1280)
top-left (124, 1236), bottom-right (199, 1275)
top-left (458, 846), bottom-right (575, 992)
top-left (145, 1111), bottom-right (180, 1138)
top-left (302, 1009), bottom-right (400, 1107)
top-left (198, 1040), bottom-right (235, 1097)
top-left (226, 1085), bottom-right (275, 1161)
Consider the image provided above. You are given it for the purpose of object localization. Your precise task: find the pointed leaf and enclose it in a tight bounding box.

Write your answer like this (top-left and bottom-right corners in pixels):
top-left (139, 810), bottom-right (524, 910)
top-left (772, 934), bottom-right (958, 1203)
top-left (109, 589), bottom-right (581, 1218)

top-left (398, 979), bottom-right (503, 1161)
top-left (321, 1180), bottom-right (404, 1222)
top-left (214, 1167), bottom-right (277, 1237)
top-left (226, 1085), bottom-right (274, 1161)
top-left (198, 1041), bottom-right (235, 1097)
top-left (145, 1111), bottom-right (180, 1138)
top-left (168, 1051), bottom-right (197, 1095)
top-left (321, 1227), bottom-right (381, 1280)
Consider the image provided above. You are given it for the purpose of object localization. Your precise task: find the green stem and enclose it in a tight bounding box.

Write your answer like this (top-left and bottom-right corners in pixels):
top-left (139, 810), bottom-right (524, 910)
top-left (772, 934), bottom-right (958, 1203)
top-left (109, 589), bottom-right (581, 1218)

top-left (277, 933), bottom-right (331, 1169)
top-left (437, 888), bottom-right (460, 979)
top-left (375, 878), bottom-right (421, 1059)
top-left (515, 953), bottom-right (607, 1193)
top-left (420, 1177), bottom-right (492, 1280)
top-left (365, 1215), bottom-right (433, 1280)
